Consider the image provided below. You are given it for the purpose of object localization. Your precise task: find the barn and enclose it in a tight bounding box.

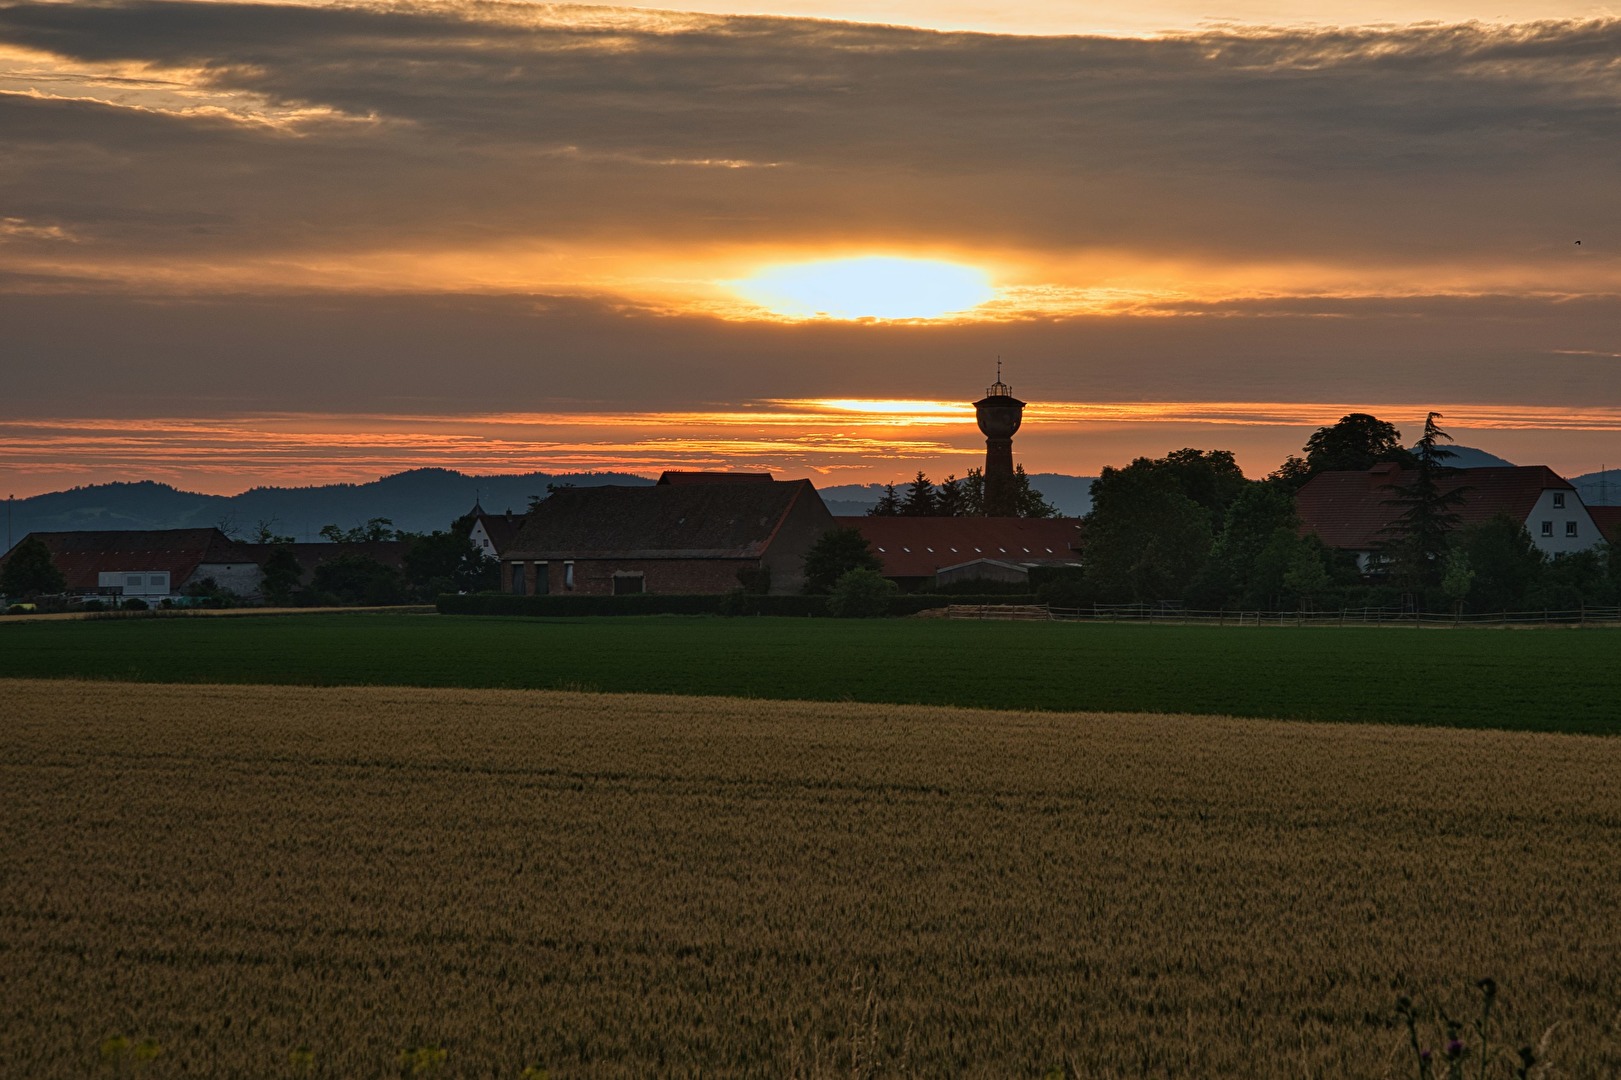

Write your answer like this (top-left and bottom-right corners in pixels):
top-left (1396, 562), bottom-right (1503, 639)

top-left (837, 516), bottom-right (1084, 591)
top-left (502, 475), bottom-right (834, 596)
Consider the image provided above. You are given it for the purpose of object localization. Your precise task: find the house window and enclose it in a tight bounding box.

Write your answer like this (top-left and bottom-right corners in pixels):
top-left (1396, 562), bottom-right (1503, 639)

top-left (1553, 492), bottom-right (1566, 509)
top-left (564, 562), bottom-right (575, 590)
top-left (1566, 521), bottom-right (1579, 538)
top-left (125, 574), bottom-right (143, 590)
top-left (612, 573), bottom-right (644, 596)
top-left (535, 562), bottom-right (549, 595)
top-left (510, 563), bottom-right (526, 594)
top-left (1540, 521), bottom-right (1553, 537)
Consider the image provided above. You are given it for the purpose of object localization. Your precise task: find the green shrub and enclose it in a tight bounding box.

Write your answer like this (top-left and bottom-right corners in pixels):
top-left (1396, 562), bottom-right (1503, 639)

top-left (827, 569), bottom-right (898, 618)
top-left (122, 597), bottom-right (150, 611)
top-left (436, 591), bottom-right (1035, 618)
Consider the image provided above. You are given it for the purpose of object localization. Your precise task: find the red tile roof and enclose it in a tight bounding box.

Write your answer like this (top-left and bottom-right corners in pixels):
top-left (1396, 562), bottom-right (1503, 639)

top-left (1296, 466), bottom-right (1576, 550)
top-left (836, 516), bottom-right (1083, 579)
top-left (657, 471), bottom-right (774, 485)
top-left (0, 528), bottom-right (256, 591)
top-left (472, 511), bottom-right (526, 554)
top-left (511, 479), bottom-right (822, 559)
top-left (1588, 505), bottom-right (1621, 543)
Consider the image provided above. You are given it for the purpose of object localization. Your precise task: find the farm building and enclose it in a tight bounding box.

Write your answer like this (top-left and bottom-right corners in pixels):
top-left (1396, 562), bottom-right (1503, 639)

top-left (0, 528), bottom-right (263, 601)
top-left (1296, 464), bottom-right (1608, 570)
top-left (0, 528), bottom-right (409, 601)
top-left (466, 504), bottom-right (526, 560)
top-left (837, 516), bottom-right (1084, 591)
top-left (502, 475), bottom-right (834, 595)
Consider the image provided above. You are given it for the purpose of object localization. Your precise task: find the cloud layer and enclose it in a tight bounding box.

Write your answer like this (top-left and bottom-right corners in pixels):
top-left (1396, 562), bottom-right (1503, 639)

top-left (2, 2), bottom-right (1618, 487)
top-left (3, 3), bottom-right (1620, 284)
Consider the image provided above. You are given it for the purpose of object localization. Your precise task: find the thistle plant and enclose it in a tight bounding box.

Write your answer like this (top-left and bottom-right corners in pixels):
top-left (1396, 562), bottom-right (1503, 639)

top-left (1396, 979), bottom-right (1544, 1079)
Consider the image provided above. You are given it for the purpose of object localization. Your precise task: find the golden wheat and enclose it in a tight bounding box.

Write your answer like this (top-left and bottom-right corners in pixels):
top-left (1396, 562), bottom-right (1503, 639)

top-left (1, 678), bottom-right (1618, 1077)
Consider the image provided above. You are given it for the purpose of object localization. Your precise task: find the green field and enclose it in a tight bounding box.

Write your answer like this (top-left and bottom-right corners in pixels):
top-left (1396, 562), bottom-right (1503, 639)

top-left (2, 612), bottom-right (1618, 732)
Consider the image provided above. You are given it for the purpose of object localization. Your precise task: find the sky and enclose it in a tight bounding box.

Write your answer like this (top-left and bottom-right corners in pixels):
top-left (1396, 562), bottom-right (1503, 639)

top-left (2, 0), bottom-right (1619, 496)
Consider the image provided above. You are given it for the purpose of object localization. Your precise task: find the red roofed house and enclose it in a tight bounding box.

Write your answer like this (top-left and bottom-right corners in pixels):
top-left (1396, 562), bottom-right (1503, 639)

top-left (1296, 464), bottom-right (1607, 571)
top-left (0, 528), bottom-right (265, 601)
top-left (503, 475), bottom-right (834, 595)
top-left (838, 516), bottom-right (1084, 591)
top-left (467, 503), bottom-right (526, 561)
top-left (1588, 505), bottom-right (1621, 545)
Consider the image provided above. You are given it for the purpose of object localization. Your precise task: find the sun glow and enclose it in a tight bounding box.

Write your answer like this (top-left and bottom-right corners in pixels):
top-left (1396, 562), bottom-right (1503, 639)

top-left (730, 256), bottom-right (995, 321)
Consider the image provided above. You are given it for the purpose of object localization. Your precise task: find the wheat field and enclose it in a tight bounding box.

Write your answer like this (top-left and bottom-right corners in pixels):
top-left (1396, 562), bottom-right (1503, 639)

top-left (2, 679), bottom-right (1619, 1077)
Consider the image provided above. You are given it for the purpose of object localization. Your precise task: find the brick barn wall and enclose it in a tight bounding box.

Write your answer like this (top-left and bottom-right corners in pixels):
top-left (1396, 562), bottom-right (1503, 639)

top-left (505, 558), bottom-right (756, 595)
top-left (759, 486), bottom-right (837, 594)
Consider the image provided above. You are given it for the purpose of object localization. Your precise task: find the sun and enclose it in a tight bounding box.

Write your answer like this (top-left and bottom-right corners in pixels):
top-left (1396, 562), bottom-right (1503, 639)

top-left (729, 256), bottom-right (995, 320)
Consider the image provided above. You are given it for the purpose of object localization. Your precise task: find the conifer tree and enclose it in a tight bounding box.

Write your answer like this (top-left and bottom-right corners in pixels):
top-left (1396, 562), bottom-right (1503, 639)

top-left (934, 475), bottom-right (965, 517)
top-left (900, 471), bottom-right (937, 516)
top-left (1379, 412), bottom-right (1468, 592)
top-left (867, 484), bottom-right (902, 517)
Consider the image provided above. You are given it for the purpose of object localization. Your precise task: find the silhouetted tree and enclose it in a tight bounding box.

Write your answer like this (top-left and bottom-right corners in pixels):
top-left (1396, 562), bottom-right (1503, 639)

top-left (311, 554), bottom-right (405, 605)
top-left (0, 536), bottom-right (65, 597)
top-left (1013, 464), bottom-right (1059, 518)
top-left (1082, 468), bottom-right (1212, 602)
top-left (934, 475), bottom-right (966, 517)
top-left (1457, 515), bottom-right (1543, 612)
top-left (404, 530), bottom-right (498, 597)
top-left (802, 527), bottom-right (883, 594)
top-left (867, 484), bottom-right (902, 517)
top-left (252, 519), bottom-right (295, 544)
top-left (320, 517), bottom-right (403, 543)
top-left (1379, 412), bottom-right (1467, 591)
top-left (1302, 413), bottom-right (1415, 476)
top-left (826, 567), bottom-right (897, 617)
top-left (260, 545), bottom-right (303, 605)
top-left (900, 471), bottom-right (938, 516)
top-left (960, 469), bottom-right (986, 516)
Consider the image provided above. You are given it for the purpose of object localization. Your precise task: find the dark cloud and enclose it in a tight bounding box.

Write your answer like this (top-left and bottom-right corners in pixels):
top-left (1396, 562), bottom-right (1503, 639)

top-left (1, 288), bottom-right (1616, 416)
top-left (1, 2), bottom-right (1619, 264)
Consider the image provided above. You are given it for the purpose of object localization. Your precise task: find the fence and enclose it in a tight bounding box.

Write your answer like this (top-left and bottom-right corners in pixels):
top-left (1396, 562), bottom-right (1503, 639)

top-left (966, 603), bottom-right (1621, 627)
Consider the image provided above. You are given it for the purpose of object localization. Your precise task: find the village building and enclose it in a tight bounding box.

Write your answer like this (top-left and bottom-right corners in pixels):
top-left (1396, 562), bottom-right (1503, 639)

top-left (839, 516), bottom-right (1084, 591)
top-left (1295, 464), bottom-right (1607, 570)
top-left (466, 503), bottom-right (526, 561)
top-left (0, 528), bottom-right (409, 601)
top-left (1589, 505), bottom-right (1621, 545)
top-left (502, 474), bottom-right (834, 596)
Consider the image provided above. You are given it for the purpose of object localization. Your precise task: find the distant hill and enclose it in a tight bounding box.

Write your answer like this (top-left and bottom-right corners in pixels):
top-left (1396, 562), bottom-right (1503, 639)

top-left (2, 468), bottom-right (652, 546)
top-left (1430, 445), bottom-right (1516, 469)
top-left (1573, 469), bottom-right (1621, 506)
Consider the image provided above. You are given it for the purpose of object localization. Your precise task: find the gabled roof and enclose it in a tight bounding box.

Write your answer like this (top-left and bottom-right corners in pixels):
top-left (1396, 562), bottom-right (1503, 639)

top-left (836, 516), bottom-right (1083, 579)
top-left (1588, 505), bottom-right (1621, 543)
top-left (1296, 465), bottom-right (1577, 551)
top-left (0, 528), bottom-right (256, 590)
top-left (657, 471), bottom-right (774, 485)
top-left (509, 479), bottom-right (820, 560)
top-left (471, 509), bottom-right (526, 553)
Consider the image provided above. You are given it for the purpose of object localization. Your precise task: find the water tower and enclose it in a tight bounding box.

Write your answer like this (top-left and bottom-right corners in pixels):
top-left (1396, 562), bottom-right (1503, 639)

top-left (974, 363), bottom-right (1025, 517)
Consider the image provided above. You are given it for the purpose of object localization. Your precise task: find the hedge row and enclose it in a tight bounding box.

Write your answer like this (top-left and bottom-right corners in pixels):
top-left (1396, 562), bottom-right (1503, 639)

top-left (435, 593), bottom-right (1039, 617)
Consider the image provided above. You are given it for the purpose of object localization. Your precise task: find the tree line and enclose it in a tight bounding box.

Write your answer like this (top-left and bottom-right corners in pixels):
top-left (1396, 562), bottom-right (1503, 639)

top-left (1053, 413), bottom-right (1620, 613)
top-left (866, 466), bottom-right (1058, 518)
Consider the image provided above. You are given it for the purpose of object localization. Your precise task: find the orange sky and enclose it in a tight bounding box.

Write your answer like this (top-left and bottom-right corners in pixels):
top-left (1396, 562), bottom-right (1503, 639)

top-left (1, 1), bottom-right (1618, 495)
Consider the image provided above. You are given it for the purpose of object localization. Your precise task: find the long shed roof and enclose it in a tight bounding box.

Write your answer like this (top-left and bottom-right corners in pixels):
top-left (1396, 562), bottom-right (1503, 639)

top-left (836, 516), bottom-right (1083, 579)
top-left (507, 479), bottom-right (820, 559)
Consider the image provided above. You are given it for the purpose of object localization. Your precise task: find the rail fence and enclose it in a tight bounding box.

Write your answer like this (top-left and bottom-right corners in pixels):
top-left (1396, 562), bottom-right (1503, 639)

top-left (946, 603), bottom-right (1621, 627)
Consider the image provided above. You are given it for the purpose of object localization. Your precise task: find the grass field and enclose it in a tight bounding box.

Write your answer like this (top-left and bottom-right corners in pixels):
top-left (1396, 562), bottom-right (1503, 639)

top-left (3, 679), bottom-right (1619, 1077)
top-left (2, 612), bottom-right (1619, 732)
